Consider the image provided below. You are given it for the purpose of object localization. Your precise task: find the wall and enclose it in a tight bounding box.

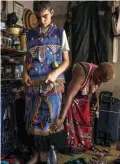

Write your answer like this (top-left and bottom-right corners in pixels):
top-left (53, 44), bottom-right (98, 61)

top-left (100, 38), bottom-right (120, 99)
top-left (7, 1), bottom-right (33, 13)
top-left (7, 1), bottom-right (67, 27)
top-left (7, 1), bottom-right (68, 15)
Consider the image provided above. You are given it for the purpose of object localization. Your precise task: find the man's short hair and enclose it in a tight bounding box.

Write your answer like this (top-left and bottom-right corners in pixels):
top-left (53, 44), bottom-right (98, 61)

top-left (33, 1), bottom-right (52, 12)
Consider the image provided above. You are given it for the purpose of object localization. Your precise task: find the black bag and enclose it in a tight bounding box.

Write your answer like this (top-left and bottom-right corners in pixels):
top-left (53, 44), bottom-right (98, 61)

top-left (94, 91), bottom-right (120, 146)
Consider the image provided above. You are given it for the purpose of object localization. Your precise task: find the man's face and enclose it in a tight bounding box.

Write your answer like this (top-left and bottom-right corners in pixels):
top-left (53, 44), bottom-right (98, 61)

top-left (34, 9), bottom-right (54, 27)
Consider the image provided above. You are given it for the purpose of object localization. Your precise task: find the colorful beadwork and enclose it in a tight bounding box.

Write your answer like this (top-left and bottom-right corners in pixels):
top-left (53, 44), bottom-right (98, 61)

top-left (52, 61), bottom-right (59, 69)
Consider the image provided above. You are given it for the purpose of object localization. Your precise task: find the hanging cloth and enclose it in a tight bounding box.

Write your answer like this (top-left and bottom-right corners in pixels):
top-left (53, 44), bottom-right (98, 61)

top-left (71, 2), bottom-right (112, 65)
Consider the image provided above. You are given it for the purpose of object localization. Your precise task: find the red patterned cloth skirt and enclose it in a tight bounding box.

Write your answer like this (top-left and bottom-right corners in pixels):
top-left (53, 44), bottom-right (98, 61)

top-left (64, 95), bottom-right (92, 151)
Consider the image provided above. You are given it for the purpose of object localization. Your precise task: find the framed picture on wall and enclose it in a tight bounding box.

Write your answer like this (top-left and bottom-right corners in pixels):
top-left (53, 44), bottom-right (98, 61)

top-left (13, 1), bottom-right (24, 27)
top-left (1, 1), bottom-right (8, 22)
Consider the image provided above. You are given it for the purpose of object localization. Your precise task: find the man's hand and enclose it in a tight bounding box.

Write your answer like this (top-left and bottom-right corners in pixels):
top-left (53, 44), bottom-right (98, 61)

top-left (45, 71), bottom-right (58, 83)
top-left (23, 74), bottom-right (32, 86)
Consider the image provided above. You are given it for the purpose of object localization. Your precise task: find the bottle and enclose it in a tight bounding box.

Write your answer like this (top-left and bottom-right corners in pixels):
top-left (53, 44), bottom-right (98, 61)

top-left (15, 66), bottom-right (19, 78)
top-left (20, 32), bottom-right (27, 51)
top-left (47, 145), bottom-right (58, 164)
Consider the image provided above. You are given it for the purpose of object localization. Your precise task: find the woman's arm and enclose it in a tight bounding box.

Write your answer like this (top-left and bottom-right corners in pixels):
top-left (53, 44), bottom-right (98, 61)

top-left (59, 67), bottom-right (85, 120)
top-left (92, 90), bottom-right (100, 111)
top-left (52, 64), bottom-right (85, 131)
top-left (93, 91), bottom-right (99, 102)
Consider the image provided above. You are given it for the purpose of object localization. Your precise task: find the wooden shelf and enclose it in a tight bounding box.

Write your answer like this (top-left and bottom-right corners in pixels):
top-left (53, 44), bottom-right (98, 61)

top-left (1, 28), bottom-right (22, 37)
top-left (1, 78), bottom-right (22, 81)
top-left (1, 48), bottom-right (27, 56)
top-left (1, 29), bottom-right (13, 36)
top-left (1, 47), bottom-right (27, 53)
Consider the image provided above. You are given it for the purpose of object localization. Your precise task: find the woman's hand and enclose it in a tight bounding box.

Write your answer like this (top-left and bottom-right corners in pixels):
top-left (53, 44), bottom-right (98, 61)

top-left (52, 118), bottom-right (64, 132)
top-left (93, 99), bottom-right (100, 112)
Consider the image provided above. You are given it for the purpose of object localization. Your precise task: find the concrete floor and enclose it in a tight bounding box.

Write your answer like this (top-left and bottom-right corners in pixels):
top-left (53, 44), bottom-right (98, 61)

top-left (40, 144), bottom-right (120, 164)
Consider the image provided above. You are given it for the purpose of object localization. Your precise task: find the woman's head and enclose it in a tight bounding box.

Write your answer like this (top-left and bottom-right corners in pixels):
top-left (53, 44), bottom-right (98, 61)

top-left (33, 1), bottom-right (54, 27)
top-left (93, 62), bottom-right (115, 86)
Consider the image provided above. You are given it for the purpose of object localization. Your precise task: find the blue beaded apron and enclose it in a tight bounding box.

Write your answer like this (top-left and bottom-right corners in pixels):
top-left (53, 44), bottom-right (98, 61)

top-left (25, 25), bottom-right (65, 136)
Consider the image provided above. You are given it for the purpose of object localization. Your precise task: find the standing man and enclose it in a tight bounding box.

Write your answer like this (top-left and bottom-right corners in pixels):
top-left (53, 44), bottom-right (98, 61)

top-left (23, 1), bottom-right (70, 163)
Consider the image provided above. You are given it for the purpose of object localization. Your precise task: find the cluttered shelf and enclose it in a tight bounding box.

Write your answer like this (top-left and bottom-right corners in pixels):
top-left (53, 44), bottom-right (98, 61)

top-left (1, 27), bottom-right (27, 56)
top-left (1, 48), bottom-right (24, 80)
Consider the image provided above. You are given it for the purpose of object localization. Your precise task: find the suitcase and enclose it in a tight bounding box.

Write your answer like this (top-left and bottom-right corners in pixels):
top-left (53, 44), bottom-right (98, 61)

top-left (94, 91), bottom-right (120, 146)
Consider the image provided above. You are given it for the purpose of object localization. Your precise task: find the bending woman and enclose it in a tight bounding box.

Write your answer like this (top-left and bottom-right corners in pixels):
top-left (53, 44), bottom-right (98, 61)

top-left (53, 62), bottom-right (115, 153)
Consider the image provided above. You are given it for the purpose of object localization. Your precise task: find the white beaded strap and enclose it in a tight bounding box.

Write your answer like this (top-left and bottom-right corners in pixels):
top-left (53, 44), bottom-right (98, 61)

top-left (112, 2), bottom-right (120, 36)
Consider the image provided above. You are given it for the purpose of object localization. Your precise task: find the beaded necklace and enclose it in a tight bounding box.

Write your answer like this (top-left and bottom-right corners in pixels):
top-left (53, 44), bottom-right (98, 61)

top-left (36, 23), bottom-right (59, 69)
